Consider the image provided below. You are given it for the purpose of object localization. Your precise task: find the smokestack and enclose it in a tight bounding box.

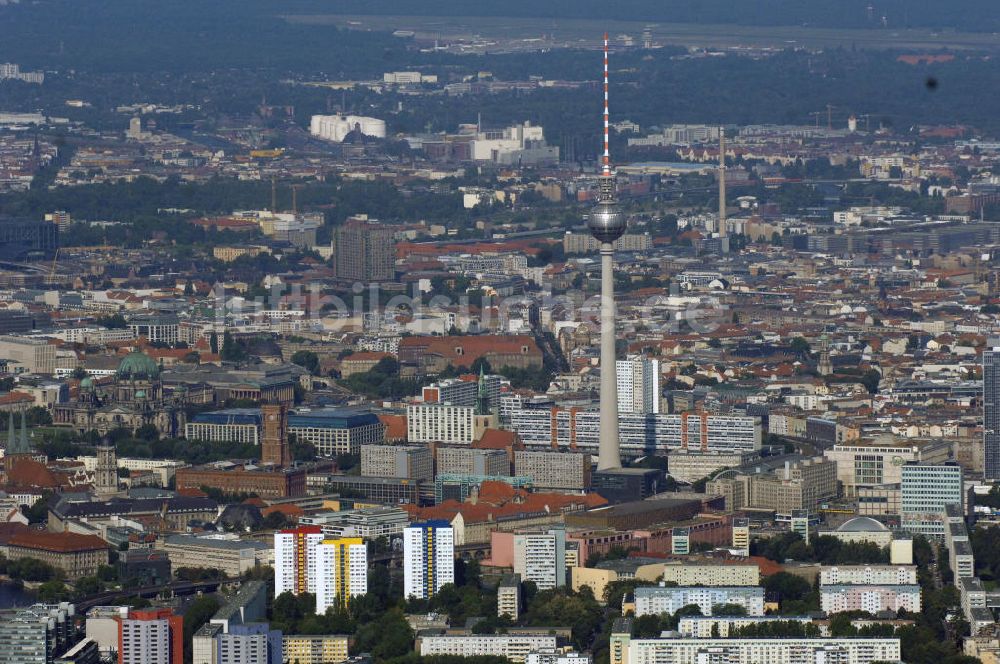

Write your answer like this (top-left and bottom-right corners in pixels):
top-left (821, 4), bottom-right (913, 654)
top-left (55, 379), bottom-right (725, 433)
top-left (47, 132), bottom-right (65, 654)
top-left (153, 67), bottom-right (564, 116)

top-left (718, 127), bottom-right (727, 239)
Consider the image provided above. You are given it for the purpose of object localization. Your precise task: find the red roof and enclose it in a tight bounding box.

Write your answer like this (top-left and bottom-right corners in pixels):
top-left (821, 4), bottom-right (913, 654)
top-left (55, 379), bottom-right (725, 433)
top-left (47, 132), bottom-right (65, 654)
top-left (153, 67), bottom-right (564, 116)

top-left (399, 335), bottom-right (541, 368)
top-left (0, 392), bottom-right (34, 406)
top-left (9, 531), bottom-right (107, 553)
top-left (344, 352), bottom-right (392, 363)
top-left (473, 429), bottom-right (521, 450)
top-left (6, 458), bottom-right (60, 489)
top-left (378, 414), bottom-right (408, 442)
top-left (405, 488), bottom-right (606, 525)
top-left (263, 504), bottom-right (303, 520)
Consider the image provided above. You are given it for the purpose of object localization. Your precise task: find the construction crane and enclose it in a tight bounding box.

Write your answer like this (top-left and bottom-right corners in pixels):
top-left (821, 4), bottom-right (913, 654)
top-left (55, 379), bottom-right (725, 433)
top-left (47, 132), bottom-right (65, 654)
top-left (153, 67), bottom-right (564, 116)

top-left (809, 111), bottom-right (823, 128)
top-left (47, 248), bottom-right (60, 284)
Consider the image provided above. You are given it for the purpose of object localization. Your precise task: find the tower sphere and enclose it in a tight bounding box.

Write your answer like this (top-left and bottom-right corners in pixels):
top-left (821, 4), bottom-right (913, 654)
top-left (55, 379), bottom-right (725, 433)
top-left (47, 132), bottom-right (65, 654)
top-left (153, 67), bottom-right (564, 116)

top-left (588, 198), bottom-right (626, 244)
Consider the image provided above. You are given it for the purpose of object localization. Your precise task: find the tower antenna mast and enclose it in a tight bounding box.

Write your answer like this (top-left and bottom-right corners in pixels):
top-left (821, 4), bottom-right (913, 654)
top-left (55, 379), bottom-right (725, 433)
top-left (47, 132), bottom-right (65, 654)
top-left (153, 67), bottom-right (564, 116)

top-left (602, 32), bottom-right (611, 178)
top-left (588, 32), bottom-right (627, 471)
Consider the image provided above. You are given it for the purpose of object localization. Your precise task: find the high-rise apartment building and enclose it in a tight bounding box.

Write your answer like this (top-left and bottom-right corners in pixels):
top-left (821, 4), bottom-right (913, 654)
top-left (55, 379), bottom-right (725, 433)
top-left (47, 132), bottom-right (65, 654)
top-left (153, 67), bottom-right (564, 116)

top-left (280, 532), bottom-right (371, 612)
top-left (616, 355), bottom-right (660, 414)
top-left (118, 609), bottom-right (184, 664)
top-left (731, 518), bottom-right (750, 556)
top-left (671, 527), bottom-right (690, 555)
top-left (508, 409), bottom-right (759, 457)
top-left (437, 446), bottom-right (510, 477)
top-left (513, 529), bottom-right (566, 590)
top-left (403, 521), bottom-right (455, 599)
top-left (315, 538), bottom-right (368, 613)
top-left (274, 526), bottom-right (324, 598)
top-left (406, 404), bottom-right (476, 444)
top-left (332, 220), bottom-right (395, 282)
top-left (901, 462), bottom-right (963, 513)
top-left (986, 348), bottom-right (1000, 480)
top-left (360, 444), bottom-right (433, 481)
top-left (422, 375), bottom-right (502, 409)
top-left (790, 509), bottom-right (810, 541)
top-left (497, 574), bottom-right (521, 620)
top-left (513, 450), bottom-right (591, 491)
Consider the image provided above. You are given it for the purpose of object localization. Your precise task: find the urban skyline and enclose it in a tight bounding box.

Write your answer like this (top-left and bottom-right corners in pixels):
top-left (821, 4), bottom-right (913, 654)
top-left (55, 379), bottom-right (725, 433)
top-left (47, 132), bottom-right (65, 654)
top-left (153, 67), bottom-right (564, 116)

top-left (0, 5), bottom-right (997, 664)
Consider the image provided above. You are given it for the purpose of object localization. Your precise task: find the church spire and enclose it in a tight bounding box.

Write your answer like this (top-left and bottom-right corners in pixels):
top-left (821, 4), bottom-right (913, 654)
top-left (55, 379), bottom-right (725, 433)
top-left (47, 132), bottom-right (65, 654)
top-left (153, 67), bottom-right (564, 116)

top-left (19, 410), bottom-right (27, 454)
top-left (475, 366), bottom-right (491, 416)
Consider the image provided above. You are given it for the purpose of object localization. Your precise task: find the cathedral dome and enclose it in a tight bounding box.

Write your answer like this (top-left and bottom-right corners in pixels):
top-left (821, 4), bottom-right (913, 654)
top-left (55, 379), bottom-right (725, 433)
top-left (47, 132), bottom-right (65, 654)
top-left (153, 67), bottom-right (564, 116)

top-left (80, 376), bottom-right (94, 391)
top-left (117, 351), bottom-right (160, 380)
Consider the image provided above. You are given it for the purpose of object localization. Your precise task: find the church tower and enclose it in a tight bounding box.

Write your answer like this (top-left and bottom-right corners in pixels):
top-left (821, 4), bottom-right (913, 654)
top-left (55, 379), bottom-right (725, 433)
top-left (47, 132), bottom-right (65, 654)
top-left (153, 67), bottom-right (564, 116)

top-left (261, 403), bottom-right (292, 467)
top-left (817, 334), bottom-right (833, 377)
top-left (94, 443), bottom-right (119, 495)
top-left (475, 366), bottom-right (491, 416)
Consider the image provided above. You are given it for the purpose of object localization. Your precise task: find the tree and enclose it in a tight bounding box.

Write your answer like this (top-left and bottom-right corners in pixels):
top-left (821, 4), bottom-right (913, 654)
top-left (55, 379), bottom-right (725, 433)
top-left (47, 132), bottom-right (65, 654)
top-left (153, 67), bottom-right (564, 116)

top-left (183, 595), bottom-right (221, 646)
top-left (221, 332), bottom-right (247, 363)
top-left (37, 580), bottom-right (70, 602)
top-left (861, 368), bottom-right (882, 395)
top-left (23, 495), bottom-right (51, 524)
top-left (290, 350), bottom-right (320, 374)
top-left (352, 608), bottom-right (414, 659)
top-left (633, 614), bottom-right (664, 638)
top-left (26, 406), bottom-right (52, 427)
top-left (523, 588), bottom-right (603, 650)
top-left (711, 603), bottom-right (747, 616)
top-left (75, 576), bottom-right (102, 596)
top-left (262, 511), bottom-right (288, 530)
top-left (789, 337), bottom-right (811, 356)
top-left (96, 313), bottom-right (127, 329)
top-left (470, 357), bottom-right (492, 374)
top-left (765, 572), bottom-right (812, 603)
top-left (290, 437), bottom-right (316, 463)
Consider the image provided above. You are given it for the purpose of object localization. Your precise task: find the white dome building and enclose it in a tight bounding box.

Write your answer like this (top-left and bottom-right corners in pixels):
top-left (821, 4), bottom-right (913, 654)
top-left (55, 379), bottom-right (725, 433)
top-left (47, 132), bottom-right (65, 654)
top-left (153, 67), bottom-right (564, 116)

top-left (310, 114), bottom-right (386, 142)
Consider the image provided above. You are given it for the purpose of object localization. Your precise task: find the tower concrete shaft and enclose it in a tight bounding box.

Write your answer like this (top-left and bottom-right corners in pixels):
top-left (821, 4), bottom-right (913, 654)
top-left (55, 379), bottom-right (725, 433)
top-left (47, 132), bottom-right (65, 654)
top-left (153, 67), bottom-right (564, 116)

top-left (718, 128), bottom-right (727, 238)
top-left (597, 242), bottom-right (621, 470)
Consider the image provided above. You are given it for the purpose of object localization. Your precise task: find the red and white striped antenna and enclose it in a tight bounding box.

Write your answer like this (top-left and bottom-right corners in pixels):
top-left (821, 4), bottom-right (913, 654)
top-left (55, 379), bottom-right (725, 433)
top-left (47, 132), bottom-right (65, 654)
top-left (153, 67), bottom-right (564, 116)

top-left (602, 32), bottom-right (611, 177)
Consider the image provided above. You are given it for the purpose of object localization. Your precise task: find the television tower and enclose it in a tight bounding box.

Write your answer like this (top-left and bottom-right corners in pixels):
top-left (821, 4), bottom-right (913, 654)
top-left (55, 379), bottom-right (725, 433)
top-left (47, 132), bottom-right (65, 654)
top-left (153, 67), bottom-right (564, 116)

top-left (589, 33), bottom-right (627, 471)
top-left (718, 127), bottom-right (729, 253)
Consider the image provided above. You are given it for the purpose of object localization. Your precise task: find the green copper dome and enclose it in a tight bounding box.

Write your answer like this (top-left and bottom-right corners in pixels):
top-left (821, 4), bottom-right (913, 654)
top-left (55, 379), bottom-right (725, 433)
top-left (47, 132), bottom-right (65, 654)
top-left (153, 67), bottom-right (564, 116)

top-left (117, 351), bottom-right (160, 380)
top-left (80, 376), bottom-right (94, 390)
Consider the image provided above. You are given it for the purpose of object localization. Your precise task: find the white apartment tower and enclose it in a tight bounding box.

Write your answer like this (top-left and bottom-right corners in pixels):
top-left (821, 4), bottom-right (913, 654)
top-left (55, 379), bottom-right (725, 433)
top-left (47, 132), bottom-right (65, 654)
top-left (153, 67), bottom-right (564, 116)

top-left (274, 527), bottom-right (325, 597)
top-left (616, 355), bottom-right (661, 414)
top-left (513, 529), bottom-right (566, 590)
top-left (404, 521), bottom-right (456, 599)
top-left (315, 537), bottom-right (368, 614)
